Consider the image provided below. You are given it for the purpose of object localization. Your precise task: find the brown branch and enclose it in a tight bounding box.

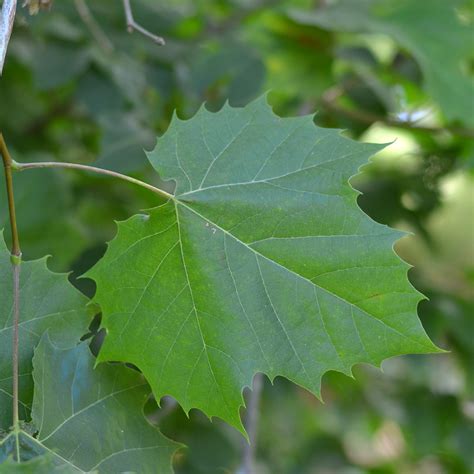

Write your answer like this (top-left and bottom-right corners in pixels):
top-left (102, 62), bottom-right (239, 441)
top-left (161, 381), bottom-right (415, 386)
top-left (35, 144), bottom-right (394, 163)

top-left (122, 0), bottom-right (165, 45)
top-left (0, 134), bottom-right (22, 431)
top-left (0, 134), bottom-right (20, 257)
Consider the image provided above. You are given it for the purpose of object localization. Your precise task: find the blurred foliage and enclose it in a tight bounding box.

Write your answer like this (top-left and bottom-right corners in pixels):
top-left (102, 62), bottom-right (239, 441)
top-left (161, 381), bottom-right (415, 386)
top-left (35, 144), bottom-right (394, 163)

top-left (0, 0), bottom-right (473, 472)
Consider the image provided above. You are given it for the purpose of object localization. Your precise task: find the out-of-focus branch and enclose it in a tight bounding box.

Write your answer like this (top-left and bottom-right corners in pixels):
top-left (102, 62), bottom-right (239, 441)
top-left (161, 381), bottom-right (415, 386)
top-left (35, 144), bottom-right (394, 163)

top-left (74, 0), bottom-right (114, 53)
top-left (122, 0), bottom-right (164, 45)
top-left (0, 0), bottom-right (17, 74)
top-left (320, 87), bottom-right (474, 139)
top-left (203, 0), bottom-right (279, 37)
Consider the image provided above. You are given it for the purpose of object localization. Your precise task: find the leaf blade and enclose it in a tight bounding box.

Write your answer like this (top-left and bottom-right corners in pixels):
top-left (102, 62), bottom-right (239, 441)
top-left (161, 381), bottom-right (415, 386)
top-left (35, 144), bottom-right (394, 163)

top-left (87, 96), bottom-right (440, 433)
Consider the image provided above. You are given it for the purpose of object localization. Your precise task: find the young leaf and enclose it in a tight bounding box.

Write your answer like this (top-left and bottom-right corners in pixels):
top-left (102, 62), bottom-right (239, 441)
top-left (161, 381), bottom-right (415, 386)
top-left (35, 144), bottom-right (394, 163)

top-left (0, 335), bottom-right (179, 472)
top-left (86, 96), bottom-right (440, 433)
top-left (0, 233), bottom-right (90, 430)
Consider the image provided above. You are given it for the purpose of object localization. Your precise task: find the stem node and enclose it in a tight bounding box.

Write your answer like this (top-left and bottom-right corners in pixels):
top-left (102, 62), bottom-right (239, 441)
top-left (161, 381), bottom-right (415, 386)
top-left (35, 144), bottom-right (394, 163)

top-left (10, 253), bottom-right (22, 265)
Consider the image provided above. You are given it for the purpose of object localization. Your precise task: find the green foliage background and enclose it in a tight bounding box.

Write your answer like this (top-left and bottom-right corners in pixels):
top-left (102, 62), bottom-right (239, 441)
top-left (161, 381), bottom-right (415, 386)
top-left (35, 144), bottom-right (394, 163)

top-left (0, 0), bottom-right (473, 472)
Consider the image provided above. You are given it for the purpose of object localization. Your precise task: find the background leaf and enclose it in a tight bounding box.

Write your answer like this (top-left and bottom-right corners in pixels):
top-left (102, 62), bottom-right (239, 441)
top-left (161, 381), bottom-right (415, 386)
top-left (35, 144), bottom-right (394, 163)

top-left (0, 335), bottom-right (180, 472)
top-left (290, 0), bottom-right (474, 126)
top-left (0, 234), bottom-right (89, 431)
top-left (0, 163), bottom-right (87, 270)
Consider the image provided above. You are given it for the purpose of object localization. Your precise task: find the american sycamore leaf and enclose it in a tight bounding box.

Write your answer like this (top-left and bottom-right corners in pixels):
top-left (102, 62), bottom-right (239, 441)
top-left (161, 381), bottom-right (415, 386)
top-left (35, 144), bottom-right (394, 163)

top-left (0, 233), bottom-right (89, 431)
top-left (0, 336), bottom-right (179, 473)
top-left (86, 96), bottom-right (440, 433)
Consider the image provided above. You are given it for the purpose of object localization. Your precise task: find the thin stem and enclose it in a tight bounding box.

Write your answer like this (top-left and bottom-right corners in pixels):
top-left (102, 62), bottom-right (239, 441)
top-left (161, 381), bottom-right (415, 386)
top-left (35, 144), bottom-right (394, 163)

top-left (0, 135), bottom-right (21, 256)
top-left (14, 425), bottom-right (20, 461)
top-left (240, 373), bottom-right (264, 474)
top-left (122, 0), bottom-right (165, 45)
top-left (0, 134), bottom-right (22, 433)
top-left (0, 0), bottom-right (17, 74)
top-left (14, 160), bottom-right (174, 200)
top-left (12, 263), bottom-right (20, 433)
top-left (74, 0), bottom-right (114, 53)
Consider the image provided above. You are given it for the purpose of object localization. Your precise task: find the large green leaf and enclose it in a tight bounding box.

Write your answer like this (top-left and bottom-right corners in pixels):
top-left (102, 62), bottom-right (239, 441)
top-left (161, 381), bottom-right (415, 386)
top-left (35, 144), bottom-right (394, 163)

top-left (0, 233), bottom-right (89, 431)
top-left (0, 336), bottom-right (179, 472)
top-left (289, 0), bottom-right (474, 127)
top-left (86, 96), bottom-right (440, 433)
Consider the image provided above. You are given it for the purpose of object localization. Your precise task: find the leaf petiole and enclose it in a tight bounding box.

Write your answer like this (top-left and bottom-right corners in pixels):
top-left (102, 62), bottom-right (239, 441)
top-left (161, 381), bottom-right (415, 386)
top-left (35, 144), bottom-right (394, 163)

top-left (13, 160), bottom-right (174, 200)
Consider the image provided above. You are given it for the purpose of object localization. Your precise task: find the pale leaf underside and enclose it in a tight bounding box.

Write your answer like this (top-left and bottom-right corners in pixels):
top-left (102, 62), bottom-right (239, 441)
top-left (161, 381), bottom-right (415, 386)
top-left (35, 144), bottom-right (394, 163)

top-left (0, 233), bottom-right (90, 431)
top-left (0, 336), bottom-right (178, 473)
